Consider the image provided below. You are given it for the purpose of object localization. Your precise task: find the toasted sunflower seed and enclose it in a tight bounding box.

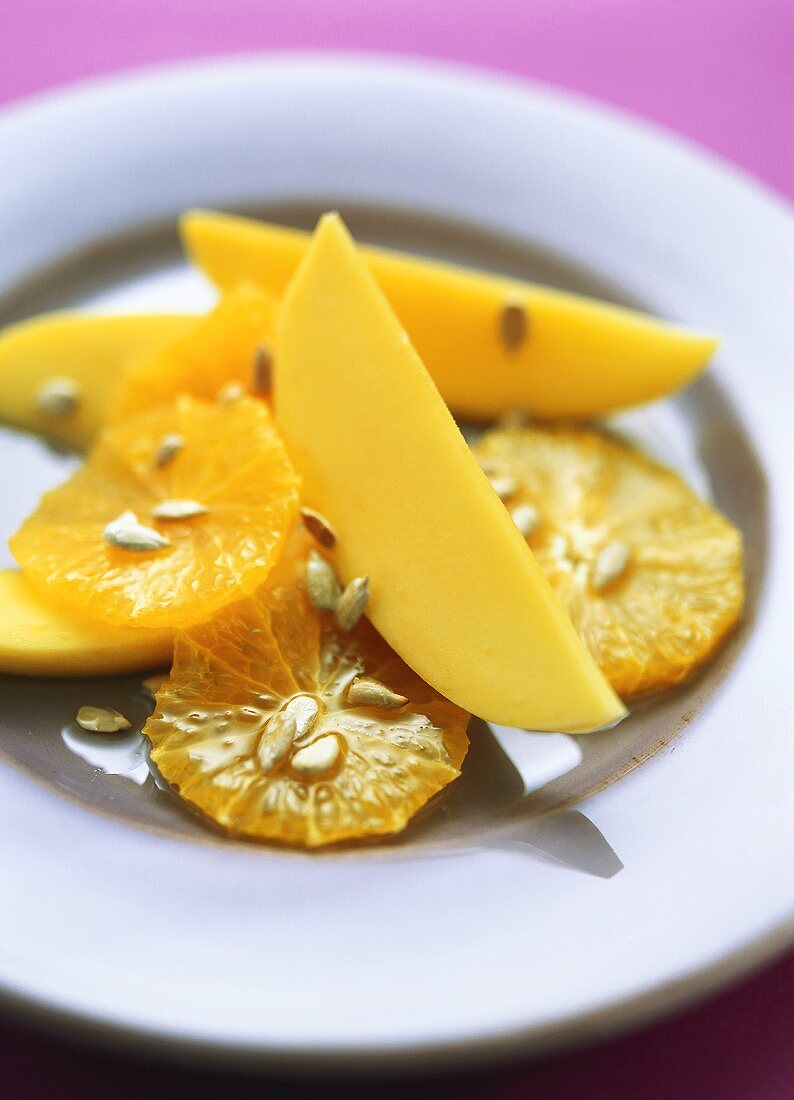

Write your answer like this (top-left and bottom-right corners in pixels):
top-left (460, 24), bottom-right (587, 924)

top-left (346, 676), bottom-right (408, 710)
top-left (284, 695), bottom-right (320, 739)
top-left (301, 506), bottom-right (337, 548)
top-left (104, 511), bottom-right (171, 552)
top-left (499, 301), bottom-right (528, 350)
top-left (291, 735), bottom-right (341, 778)
top-left (258, 709), bottom-right (298, 774)
top-left (510, 502), bottom-right (541, 538)
top-left (35, 377), bottom-right (80, 418)
top-left (334, 575), bottom-right (370, 632)
top-left (151, 499), bottom-right (208, 521)
top-left (217, 381), bottom-right (244, 404)
top-left (252, 343), bottom-right (273, 394)
top-left (153, 432), bottom-right (184, 468)
top-left (75, 705), bottom-right (132, 734)
top-left (305, 549), bottom-right (342, 611)
top-left (489, 474), bottom-right (518, 500)
top-left (591, 541), bottom-right (631, 593)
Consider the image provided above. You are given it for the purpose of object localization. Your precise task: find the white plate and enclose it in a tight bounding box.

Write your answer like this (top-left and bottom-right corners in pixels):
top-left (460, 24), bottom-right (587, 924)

top-left (0, 56), bottom-right (792, 1071)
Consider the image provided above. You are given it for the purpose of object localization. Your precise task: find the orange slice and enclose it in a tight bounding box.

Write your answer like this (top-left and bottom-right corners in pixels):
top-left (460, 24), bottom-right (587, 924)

top-left (109, 285), bottom-right (277, 420)
top-left (474, 425), bottom-right (744, 696)
top-left (146, 538), bottom-right (469, 847)
top-left (11, 395), bottom-right (300, 629)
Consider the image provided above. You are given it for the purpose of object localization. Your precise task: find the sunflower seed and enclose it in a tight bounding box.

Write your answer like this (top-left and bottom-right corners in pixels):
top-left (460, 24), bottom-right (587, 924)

top-left (104, 511), bottom-right (171, 552)
top-left (489, 474), bottom-right (518, 500)
top-left (510, 503), bottom-right (541, 538)
top-left (591, 541), bottom-right (631, 592)
top-left (346, 676), bottom-right (408, 710)
top-left (290, 735), bottom-right (341, 777)
top-left (35, 377), bottom-right (80, 418)
top-left (305, 549), bottom-right (342, 611)
top-left (284, 695), bottom-right (320, 739)
top-left (252, 343), bottom-right (273, 394)
top-left (258, 709), bottom-right (298, 774)
top-left (151, 499), bottom-right (208, 521)
top-left (217, 381), bottom-right (244, 404)
top-left (75, 705), bottom-right (132, 734)
top-left (334, 575), bottom-right (369, 632)
top-left (153, 433), bottom-right (184, 468)
top-left (301, 506), bottom-right (337, 548)
top-left (499, 301), bottom-right (528, 350)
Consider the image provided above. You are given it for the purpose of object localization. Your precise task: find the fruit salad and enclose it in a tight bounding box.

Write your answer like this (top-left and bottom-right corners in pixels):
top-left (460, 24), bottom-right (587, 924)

top-left (0, 211), bottom-right (743, 847)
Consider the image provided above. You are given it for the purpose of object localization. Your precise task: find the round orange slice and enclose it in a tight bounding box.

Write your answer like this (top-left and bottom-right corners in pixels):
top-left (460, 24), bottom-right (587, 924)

top-left (474, 425), bottom-right (744, 697)
top-left (146, 539), bottom-right (469, 847)
top-left (109, 285), bottom-right (277, 420)
top-left (11, 395), bottom-right (300, 629)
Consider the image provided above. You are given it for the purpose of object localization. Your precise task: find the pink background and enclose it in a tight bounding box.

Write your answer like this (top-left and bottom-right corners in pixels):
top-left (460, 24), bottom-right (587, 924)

top-left (1, 2), bottom-right (792, 1098)
top-left (3, 0), bottom-right (793, 198)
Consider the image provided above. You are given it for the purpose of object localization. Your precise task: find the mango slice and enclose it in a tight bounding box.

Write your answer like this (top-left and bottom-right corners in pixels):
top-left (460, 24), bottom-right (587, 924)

top-left (276, 214), bottom-right (625, 732)
top-left (0, 569), bottom-right (171, 676)
top-left (183, 209), bottom-right (717, 420)
top-left (0, 313), bottom-right (195, 450)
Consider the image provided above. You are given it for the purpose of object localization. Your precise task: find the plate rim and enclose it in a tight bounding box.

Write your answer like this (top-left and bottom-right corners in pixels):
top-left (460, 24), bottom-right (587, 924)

top-left (2, 48), bottom-right (792, 219)
top-left (0, 904), bottom-right (791, 1074)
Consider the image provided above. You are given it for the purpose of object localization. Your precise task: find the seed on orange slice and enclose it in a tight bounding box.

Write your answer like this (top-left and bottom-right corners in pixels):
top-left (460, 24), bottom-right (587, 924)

top-left (109, 285), bottom-right (277, 421)
top-left (145, 541), bottom-right (469, 847)
top-left (11, 395), bottom-right (300, 629)
top-left (474, 425), bottom-right (744, 697)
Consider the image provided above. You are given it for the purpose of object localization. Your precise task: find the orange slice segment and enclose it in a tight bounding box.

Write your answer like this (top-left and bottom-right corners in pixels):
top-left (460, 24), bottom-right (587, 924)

top-left (474, 425), bottom-right (744, 696)
top-left (146, 539), bottom-right (469, 847)
top-left (11, 395), bottom-right (300, 629)
top-left (109, 285), bottom-right (276, 420)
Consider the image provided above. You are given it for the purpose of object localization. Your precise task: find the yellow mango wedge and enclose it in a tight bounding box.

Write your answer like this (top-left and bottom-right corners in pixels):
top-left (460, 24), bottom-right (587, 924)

top-left (184, 208), bottom-right (717, 420)
top-left (277, 214), bottom-right (625, 732)
top-left (0, 569), bottom-right (172, 676)
top-left (0, 313), bottom-right (195, 450)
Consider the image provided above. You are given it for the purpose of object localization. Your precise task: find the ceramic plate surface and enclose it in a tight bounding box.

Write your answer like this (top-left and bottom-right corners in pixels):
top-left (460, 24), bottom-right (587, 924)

top-left (0, 56), bottom-right (792, 1071)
